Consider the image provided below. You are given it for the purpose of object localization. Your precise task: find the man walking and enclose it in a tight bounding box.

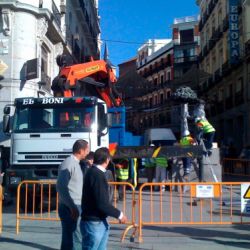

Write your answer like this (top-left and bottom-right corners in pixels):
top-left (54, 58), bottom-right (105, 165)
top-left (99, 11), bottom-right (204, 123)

top-left (57, 139), bottom-right (89, 250)
top-left (81, 147), bottom-right (127, 250)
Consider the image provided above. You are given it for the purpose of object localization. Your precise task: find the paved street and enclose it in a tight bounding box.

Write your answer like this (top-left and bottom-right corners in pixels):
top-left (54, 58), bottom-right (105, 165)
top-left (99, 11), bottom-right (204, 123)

top-left (1, 189), bottom-right (250, 250)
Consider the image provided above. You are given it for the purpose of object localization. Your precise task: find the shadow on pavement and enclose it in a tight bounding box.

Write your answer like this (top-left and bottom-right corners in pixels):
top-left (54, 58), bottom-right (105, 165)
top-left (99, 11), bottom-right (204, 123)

top-left (0, 237), bottom-right (58, 250)
top-left (192, 237), bottom-right (250, 249)
top-left (142, 225), bottom-right (250, 248)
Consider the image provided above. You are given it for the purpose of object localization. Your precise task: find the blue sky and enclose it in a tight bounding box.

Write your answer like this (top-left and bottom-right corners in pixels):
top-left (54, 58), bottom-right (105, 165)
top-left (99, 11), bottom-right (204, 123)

top-left (99, 0), bottom-right (199, 69)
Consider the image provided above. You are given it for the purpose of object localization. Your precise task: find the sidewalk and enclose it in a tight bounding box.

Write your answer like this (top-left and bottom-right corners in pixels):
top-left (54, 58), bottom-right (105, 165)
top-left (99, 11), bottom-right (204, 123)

top-left (0, 209), bottom-right (250, 250)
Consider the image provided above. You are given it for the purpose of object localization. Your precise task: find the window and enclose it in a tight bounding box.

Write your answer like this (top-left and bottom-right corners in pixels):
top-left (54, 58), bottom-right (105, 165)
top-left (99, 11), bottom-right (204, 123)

top-left (154, 95), bottom-right (158, 105)
top-left (236, 77), bottom-right (243, 93)
top-left (13, 104), bottom-right (94, 133)
top-left (219, 48), bottom-right (223, 68)
top-left (41, 44), bottom-right (50, 77)
top-left (149, 98), bottom-right (153, 107)
top-left (161, 75), bottom-right (164, 84)
top-left (160, 93), bottom-right (164, 104)
top-left (218, 88), bottom-right (224, 102)
top-left (69, 12), bottom-right (72, 23)
top-left (180, 29), bottom-right (194, 43)
top-left (154, 78), bottom-right (158, 86)
top-left (218, 9), bottom-right (222, 28)
top-left (212, 55), bottom-right (216, 72)
top-left (168, 71), bottom-right (171, 81)
top-left (226, 84), bottom-right (233, 98)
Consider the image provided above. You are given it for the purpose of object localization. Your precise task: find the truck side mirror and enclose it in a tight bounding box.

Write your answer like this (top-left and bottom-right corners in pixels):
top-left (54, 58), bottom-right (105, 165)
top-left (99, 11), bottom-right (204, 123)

top-left (107, 113), bottom-right (112, 127)
top-left (3, 114), bottom-right (10, 134)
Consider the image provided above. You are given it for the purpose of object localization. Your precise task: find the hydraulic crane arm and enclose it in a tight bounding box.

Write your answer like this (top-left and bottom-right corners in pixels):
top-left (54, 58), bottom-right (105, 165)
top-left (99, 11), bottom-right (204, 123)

top-left (52, 58), bottom-right (123, 107)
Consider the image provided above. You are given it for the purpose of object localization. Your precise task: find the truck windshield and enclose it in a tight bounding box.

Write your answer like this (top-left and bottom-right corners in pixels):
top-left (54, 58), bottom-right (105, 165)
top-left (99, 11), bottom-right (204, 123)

top-left (13, 105), bottom-right (95, 133)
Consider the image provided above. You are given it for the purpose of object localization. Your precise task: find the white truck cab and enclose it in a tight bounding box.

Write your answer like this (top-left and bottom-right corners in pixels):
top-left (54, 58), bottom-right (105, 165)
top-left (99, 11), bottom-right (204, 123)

top-left (3, 96), bottom-right (109, 189)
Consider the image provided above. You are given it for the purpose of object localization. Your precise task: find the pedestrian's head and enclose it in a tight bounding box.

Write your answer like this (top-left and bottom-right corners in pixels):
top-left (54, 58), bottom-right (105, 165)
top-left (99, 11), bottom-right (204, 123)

top-left (86, 151), bottom-right (94, 166)
top-left (73, 139), bottom-right (89, 160)
top-left (93, 147), bottom-right (111, 168)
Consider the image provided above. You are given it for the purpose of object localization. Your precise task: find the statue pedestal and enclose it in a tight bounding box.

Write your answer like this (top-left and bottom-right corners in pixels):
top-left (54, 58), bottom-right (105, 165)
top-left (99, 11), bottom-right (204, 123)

top-left (168, 148), bottom-right (222, 192)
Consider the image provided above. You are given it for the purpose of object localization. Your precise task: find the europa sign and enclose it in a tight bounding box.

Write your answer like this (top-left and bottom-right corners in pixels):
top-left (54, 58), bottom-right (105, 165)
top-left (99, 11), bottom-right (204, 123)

top-left (229, 0), bottom-right (240, 64)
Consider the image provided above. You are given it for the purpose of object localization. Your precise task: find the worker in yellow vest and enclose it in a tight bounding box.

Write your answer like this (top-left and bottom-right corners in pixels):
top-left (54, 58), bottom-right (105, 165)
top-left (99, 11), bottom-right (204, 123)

top-left (114, 158), bottom-right (129, 201)
top-left (180, 134), bottom-right (195, 180)
top-left (155, 157), bottom-right (168, 191)
top-left (195, 117), bottom-right (215, 156)
top-left (144, 158), bottom-right (155, 183)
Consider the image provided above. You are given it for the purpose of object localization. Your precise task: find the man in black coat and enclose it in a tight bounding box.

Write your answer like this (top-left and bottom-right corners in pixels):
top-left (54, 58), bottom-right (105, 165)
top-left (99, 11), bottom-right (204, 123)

top-left (80, 147), bottom-right (127, 250)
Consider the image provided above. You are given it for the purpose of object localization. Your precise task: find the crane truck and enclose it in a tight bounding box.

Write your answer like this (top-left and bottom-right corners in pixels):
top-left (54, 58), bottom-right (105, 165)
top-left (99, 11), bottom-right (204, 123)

top-left (2, 56), bottom-right (204, 207)
top-left (1, 56), bottom-right (143, 197)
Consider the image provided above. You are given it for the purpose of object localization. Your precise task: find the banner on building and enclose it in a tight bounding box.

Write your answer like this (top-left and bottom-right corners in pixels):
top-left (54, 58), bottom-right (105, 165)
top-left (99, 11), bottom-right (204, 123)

top-left (229, 0), bottom-right (240, 64)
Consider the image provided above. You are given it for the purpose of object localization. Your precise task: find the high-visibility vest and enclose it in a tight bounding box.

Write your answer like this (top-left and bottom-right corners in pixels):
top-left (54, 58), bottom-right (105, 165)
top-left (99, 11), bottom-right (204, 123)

top-left (155, 157), bottom-right (168, 167)
top-left (144, 158), bottom-right (155, 168)
top-left (196, 119), bottom-right (215, 133)
top-left (115, 159), bottom-right (129, 180)
top-left (180, 136), bottom-right (194, 146)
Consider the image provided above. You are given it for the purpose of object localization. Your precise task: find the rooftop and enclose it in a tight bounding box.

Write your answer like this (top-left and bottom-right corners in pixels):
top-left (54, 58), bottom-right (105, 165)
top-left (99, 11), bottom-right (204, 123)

top-left (173, 15), bottom-right (200, 25)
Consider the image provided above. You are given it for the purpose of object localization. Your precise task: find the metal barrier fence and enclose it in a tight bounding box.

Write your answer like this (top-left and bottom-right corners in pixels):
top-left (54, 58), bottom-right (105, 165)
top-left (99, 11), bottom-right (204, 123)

top-left (15, 180), bottom-right (250, 242)
top-left (223, 158), bottom-right (250, 176)
top-left (108, 182), bottom-right (137, 241)
top-left (0, 185), bottom-right (2, 234)
top-left (16, 180), bottom-right (137, 241)
top-left (16, 180), bottom-right (59, 234)
top-left (138, 182), bottom-right (250, 242)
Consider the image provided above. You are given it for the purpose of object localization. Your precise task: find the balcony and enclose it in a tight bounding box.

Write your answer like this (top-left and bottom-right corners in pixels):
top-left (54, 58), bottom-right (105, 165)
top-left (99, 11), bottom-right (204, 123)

top-left (78, 0), bottom-right (98, 50)
top-left (223, 15), bottom-right (229, 32)
top-left (142, 61), bottom-right (172, 77)
top-left (222, 61), bottom-right (231, 76)
top-left (199, 19), bottom-right (203, 32)
top-left (210, 104), bottom-right (217, 117)
top-left (245, 40), bottom-right (250, 59)
top-left (213, 68), bottom-right (222, 83)
top-left (198, 53), bottom-right (204, 62)
top-left (217, 101), bottom-right (224, 114)
top-left (174, 56), bottom-right (198, 66)
top-left (216, 25), bottom-right (223, 39)
top-left (225, 97), bottom-right (233, 110)
top-left (73, 41), bottom-right (81, 62)
top-left (202, 44), bottom-right (208, 57)
top-left (52, 0), bottom-right (61, 29)
top-left (208, 38), bottom-right (216, 50)
top-left (199, 0), bottom-right (219, 31)
top-left (235, 91), bottom-right (244, 106)
top-left (211, 26), bottom-right (223, 44)
top-left (208, 0), bottom-right (216, 14)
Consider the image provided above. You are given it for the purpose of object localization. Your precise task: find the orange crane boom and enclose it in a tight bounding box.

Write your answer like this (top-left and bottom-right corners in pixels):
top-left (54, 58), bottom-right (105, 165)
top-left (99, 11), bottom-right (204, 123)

top-left (52, 58), bottom-right (122, 108)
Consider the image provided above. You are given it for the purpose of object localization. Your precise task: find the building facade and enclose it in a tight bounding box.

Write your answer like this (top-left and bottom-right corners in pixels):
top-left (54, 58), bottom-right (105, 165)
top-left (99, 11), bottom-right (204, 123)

top-left (0, 0), bottom-right (100, 145)
top-left (132, 16), bottom-right (200, 135)
top-left (197, 0), bottom-right (250, 153)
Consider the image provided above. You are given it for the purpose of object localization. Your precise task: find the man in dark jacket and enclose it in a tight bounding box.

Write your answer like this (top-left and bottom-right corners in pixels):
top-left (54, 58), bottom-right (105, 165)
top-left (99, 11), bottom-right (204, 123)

top-left (81, 147), bottom-right (127, 250)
